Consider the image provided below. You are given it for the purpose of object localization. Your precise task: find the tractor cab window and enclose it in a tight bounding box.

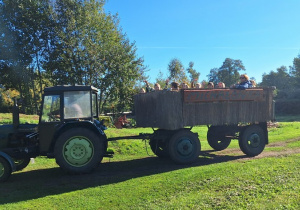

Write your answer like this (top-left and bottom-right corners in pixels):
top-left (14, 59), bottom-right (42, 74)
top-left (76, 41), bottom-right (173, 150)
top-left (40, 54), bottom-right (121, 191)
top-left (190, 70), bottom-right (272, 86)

top-left (41, 95), bottom-right (61, 122)
top-left (64, 91), bottom-right (91, 119)
top-left (92, 93), bottom-right (97, 117)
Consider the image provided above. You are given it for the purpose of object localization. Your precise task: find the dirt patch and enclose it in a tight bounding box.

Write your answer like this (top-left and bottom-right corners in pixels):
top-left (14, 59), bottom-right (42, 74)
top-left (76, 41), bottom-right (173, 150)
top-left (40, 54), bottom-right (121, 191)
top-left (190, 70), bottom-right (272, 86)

top-left (202, 137), bottom-right (300, 162)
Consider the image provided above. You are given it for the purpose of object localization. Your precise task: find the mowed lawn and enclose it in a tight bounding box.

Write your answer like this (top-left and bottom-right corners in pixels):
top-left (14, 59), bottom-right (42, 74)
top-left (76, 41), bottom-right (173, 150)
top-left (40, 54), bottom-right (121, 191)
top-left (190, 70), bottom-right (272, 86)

top-left (0, 114), bottom-right (299, 209)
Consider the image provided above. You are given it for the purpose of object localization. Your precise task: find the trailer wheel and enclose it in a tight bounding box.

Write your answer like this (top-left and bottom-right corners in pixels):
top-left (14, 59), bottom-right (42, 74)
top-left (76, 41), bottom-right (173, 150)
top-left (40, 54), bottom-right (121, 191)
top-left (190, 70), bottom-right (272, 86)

top-left (168, 130), bottom-right (200, 164)
top-left (239, 125), bottom-right (266, 157)
top-left (207, 126), bottom-right (231, 151)
top-left (149, 139), bottom-right (169, 158)
top-left (0, 157), bottom-right (12, 183)
top-left (54, 128), bottom-right (104, 174)
top-left (14, 157), bottom-right (31, 171)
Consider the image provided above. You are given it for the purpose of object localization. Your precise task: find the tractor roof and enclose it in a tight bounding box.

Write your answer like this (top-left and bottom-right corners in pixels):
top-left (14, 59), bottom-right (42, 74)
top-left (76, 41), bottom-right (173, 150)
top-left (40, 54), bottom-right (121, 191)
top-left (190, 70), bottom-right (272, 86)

top-left (44, 85), bottom-right (98, 93)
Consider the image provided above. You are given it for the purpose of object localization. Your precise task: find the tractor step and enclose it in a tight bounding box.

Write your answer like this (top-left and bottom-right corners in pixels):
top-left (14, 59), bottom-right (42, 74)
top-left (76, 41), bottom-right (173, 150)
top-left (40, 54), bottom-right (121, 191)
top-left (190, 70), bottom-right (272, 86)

top-left (103, 154), bottom-right (114, 158)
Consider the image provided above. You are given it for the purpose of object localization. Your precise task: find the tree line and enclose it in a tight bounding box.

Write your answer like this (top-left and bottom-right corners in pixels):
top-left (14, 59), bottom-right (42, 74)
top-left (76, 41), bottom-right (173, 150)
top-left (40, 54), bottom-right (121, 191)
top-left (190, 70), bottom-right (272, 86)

top-left (1, 0), bottom-right (300, 115)
top-left (0, 0), bottom-right (146, 114)
top-left (156, 55), bottom-right (300, 90)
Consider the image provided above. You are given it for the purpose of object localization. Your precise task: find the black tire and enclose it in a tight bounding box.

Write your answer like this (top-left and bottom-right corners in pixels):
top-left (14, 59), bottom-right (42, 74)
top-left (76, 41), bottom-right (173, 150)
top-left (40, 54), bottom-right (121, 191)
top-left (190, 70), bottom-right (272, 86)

top-left (149, 139), bottom-right (169, 158)
top-left (0, 157), bottom-right (12, 183)
top-left (207, 126), bottom-right (231, 151)
top-left (239, 125), bottom-right (266, 156)
top-left (54, 128), bottom-right (104, 174)
top-left (168, 130), bottom-right (200, 164)
top-left (14, 157), bottom-right (31, 171)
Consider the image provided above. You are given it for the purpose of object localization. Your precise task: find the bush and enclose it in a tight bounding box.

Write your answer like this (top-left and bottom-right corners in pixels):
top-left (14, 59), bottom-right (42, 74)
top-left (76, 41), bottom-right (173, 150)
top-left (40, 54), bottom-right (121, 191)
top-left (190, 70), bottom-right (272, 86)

top-left (275, 100), bottom-right (300, 114)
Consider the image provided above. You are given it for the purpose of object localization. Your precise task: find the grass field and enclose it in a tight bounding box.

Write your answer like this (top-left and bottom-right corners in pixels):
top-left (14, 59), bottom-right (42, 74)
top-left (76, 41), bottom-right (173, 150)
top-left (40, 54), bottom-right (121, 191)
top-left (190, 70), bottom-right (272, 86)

top-left (0, 114), bottom-right (300, 209)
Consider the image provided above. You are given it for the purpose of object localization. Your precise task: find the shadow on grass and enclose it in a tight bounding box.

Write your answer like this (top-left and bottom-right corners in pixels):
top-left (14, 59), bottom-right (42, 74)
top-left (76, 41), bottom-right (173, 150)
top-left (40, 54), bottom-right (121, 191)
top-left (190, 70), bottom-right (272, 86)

top-left (0, 151), bottom-right (246, 205)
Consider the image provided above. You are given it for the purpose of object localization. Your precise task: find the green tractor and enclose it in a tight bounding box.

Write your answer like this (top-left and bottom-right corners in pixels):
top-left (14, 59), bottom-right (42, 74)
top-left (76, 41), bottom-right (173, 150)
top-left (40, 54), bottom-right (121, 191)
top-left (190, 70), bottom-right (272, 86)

top-left (0, 85), bottom-right (108, 182)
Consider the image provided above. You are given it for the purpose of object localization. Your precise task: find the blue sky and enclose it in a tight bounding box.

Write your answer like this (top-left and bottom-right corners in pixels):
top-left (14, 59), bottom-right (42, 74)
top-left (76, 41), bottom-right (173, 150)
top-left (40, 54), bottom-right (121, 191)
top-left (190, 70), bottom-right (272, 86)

top-left (104, 0), bottom-right (300, 84)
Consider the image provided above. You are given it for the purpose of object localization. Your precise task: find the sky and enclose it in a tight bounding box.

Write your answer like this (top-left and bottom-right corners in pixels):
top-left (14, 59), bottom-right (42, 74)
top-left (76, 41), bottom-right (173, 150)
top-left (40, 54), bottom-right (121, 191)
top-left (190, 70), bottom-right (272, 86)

top-left (104, 0), bottom-right (300, 84)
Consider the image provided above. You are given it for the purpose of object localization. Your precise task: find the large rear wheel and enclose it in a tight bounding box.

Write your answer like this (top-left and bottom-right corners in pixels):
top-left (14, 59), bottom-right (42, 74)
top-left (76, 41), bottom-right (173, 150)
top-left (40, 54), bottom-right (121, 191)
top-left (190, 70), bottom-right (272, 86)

top-left (54, 128), bottom-right (104, 174)
top-left (168, 130), bottom-right (200, 164)
top-left (239, 125), bottom-right (266, 156)
top-left (207, 126), bottom-right (231, 151)
top-left (149, 138), bottom-right (169, 158)
top-left (0, 157), bottom-right (12, 183)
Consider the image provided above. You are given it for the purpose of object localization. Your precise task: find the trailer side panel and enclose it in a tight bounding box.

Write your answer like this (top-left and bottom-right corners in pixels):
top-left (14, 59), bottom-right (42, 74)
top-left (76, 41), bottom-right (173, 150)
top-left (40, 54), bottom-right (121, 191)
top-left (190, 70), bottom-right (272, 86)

top-left (134, 88), bottom-right (274, 130)
top-left (134, 91), bottom-right (183, 130)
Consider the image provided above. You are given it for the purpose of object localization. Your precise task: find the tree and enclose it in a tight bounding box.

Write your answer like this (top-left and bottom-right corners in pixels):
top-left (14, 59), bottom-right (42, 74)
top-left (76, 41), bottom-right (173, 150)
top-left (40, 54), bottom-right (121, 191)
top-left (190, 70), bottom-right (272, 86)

top-left (0, 0), bottom-right (54, 114)
top-left (290, 54), bottom-right (300, 88)
top-left (260, 66), bottom-right (291, 90)
top-left (186, 61), bottom-right (200, 83)
top-left (207, 58), bottom-right (245, 87)
top-left (0, 0), bottom-right (146, 114)
top-left (155, 70), bottom-right (167, 89)
top-left (207, 68), bottom-right (219, 84)
top-left (167, 58), bottom-right (187, 84)
top-left (218, 58), bottom-right (246, 86)
top-left (187, 62), bottom-right (200, 80)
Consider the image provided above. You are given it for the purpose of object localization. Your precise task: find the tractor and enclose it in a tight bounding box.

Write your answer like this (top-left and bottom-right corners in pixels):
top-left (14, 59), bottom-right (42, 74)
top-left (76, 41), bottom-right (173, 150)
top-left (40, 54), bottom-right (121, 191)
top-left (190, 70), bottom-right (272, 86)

top-left (0, 85), bottom-right (108, 182)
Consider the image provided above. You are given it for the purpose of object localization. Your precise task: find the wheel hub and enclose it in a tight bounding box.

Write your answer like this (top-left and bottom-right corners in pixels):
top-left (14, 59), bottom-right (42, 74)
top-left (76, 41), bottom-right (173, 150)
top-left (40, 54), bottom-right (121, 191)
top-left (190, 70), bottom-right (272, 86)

top-left (248, 133), bottom-right (260, 147)
top-left (177, 139), bottom-right (193, 156)
top-left (63, 137), bottom-right (93, 166)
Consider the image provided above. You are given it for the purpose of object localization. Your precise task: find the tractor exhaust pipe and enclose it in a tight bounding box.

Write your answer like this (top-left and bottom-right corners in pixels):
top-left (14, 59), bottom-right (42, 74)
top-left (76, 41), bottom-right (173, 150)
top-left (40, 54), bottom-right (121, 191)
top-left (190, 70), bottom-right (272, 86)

top-left (13, 98), bottom-right (20, 129)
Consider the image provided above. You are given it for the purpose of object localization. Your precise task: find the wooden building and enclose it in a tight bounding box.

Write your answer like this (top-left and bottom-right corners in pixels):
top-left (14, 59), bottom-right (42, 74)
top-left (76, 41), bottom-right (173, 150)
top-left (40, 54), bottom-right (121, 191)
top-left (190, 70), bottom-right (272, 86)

top-left (134, 88), bottom-right (275, 130)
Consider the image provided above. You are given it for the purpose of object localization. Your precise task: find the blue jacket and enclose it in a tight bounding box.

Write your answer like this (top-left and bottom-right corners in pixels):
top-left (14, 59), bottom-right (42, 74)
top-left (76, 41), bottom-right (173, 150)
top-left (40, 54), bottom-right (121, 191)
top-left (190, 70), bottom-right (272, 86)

top-left (235, 80), bottom-right (252, 90)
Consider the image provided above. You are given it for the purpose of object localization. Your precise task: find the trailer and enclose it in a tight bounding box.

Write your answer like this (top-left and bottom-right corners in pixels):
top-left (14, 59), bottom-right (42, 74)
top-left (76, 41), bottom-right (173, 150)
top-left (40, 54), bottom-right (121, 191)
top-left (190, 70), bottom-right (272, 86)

top-left (134, 87), bottom-right (275, 163)
top-left (0, 86), bottom-right (274, 182)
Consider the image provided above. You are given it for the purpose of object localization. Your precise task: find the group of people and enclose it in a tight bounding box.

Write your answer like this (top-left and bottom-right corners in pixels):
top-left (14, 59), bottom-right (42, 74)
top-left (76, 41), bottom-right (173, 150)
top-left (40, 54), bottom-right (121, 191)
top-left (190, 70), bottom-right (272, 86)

top-left (140, 74), bottom-right (256, 93)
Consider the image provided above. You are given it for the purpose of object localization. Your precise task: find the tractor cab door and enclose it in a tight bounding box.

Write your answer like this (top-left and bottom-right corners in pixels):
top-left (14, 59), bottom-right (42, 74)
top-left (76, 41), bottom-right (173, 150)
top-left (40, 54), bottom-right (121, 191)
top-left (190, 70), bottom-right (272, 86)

top-left (39, 94), bottom-right (62, 154)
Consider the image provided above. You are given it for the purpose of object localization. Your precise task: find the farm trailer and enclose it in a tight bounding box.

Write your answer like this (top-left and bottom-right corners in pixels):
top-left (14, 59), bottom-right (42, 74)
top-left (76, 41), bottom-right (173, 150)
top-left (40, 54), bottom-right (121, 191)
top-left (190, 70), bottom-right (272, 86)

top-left (134, 87), bottom-right (275, 163)
top-left (0, 86), bottom-right (274, 182)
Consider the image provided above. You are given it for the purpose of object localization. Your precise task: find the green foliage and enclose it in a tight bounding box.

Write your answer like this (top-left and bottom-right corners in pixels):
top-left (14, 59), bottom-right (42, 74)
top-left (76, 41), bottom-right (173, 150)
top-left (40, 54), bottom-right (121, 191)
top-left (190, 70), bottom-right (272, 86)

top-left (0, 0), bottom-right (146, 115)
top-left (290, 54), bottom-right (300, 87)
top-left (207, 58), bottom-right (246, 86)
top-left (260, 66), bottom-right (292, 89)
top-left (0, 0), bottom-right (54, 114)
top-left (99, 115), bottom-right (113, 127)
top-left (155, 70), bottom-right (168, 89)
top-left (167, 58), bottom-right (188, 83)
top-left (0, 88), bottom-right (20, 112)
top-left (186, 61), bottom-right (200, 82)
top-left (275, 114), bottom-right (300, 122)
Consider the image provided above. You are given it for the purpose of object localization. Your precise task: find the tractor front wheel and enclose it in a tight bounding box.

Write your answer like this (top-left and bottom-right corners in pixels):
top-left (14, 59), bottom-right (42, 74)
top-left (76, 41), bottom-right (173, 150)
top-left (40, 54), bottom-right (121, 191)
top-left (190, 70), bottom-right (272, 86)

top-left (14, 157), bottom-right (31, 171)
top-left (0, 157), bottom-right (12, 183)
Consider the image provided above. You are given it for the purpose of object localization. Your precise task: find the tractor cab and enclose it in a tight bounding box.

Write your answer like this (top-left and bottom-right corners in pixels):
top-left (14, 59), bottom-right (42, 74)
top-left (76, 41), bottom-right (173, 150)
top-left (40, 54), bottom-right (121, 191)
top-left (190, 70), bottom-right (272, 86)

top-left (38, 85), bottom-right (100, 155)
top-left (40, 85), bottom-right (99, 123)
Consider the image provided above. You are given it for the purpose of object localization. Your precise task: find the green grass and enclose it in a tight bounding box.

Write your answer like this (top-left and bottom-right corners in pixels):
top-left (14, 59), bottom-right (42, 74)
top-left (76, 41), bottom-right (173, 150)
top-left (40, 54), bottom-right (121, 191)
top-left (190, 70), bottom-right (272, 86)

top-left (268, 122), bottom-right (300, 142)
top-left (0, 113), bottom-right (39, 124)
top-left (0, 114), bottom-right (300, 209)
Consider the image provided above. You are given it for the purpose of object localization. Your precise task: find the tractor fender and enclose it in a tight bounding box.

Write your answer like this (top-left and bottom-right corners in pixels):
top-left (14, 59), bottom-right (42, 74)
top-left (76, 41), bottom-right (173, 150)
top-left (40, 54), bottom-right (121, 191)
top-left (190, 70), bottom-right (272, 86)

top-left (56, 121), bottom-right (107, 138)
top-left (0, 151), bottom-right (16, 172)
top-left (48, 121), bottom-right (107, 154)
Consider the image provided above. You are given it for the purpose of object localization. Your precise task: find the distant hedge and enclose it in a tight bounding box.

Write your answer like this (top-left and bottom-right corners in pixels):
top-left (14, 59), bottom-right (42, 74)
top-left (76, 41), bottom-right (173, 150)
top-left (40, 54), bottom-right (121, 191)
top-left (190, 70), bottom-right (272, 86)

top-left (275, 100), bottom-right (300, 114)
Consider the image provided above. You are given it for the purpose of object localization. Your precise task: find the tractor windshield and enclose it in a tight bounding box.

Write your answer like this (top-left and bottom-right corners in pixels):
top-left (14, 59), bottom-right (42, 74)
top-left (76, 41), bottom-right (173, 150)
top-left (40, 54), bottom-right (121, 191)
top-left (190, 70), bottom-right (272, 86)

top-left (64, 91), bottom-right (91, 119)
